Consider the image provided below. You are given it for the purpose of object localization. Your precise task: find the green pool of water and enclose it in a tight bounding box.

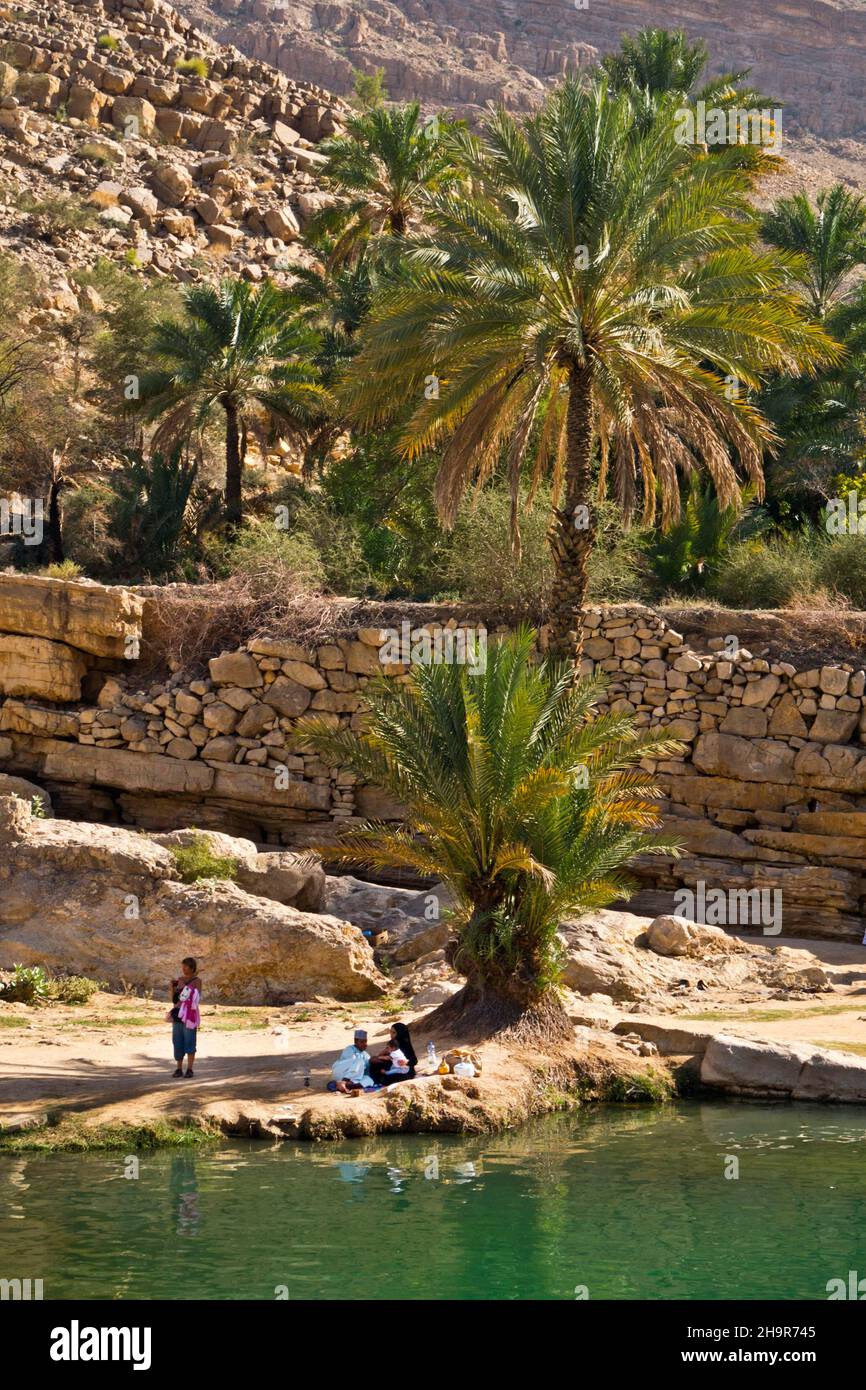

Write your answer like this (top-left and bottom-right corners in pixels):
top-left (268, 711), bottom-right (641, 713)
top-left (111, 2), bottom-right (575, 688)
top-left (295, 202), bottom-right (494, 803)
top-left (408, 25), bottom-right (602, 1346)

top-left (3, 1102), bottom-right (866, 1300)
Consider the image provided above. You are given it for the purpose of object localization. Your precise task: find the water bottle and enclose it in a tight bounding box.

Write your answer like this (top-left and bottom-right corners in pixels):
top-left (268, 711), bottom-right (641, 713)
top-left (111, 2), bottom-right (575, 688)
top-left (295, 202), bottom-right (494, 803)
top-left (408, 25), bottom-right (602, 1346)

top-left (427, 1041), bottom-right (438, 1070)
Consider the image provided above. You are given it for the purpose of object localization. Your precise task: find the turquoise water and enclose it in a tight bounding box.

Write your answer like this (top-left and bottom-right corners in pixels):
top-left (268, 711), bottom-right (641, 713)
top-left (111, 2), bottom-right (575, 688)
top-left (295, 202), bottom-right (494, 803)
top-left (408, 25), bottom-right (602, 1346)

top-left (3, 1102), bottom-right (866, 1300)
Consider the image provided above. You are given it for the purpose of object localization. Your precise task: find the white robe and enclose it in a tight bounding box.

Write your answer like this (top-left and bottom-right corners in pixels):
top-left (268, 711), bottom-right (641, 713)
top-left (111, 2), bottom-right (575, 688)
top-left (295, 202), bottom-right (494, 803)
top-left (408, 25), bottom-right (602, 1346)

top-left (331, 1045), bottom-right (375, 1088)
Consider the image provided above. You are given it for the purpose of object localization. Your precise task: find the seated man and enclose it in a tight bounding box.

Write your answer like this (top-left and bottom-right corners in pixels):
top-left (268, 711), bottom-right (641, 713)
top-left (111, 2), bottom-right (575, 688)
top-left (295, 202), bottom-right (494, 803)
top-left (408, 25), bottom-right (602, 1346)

top-left (329, 1028), bottom-right (377, 1093)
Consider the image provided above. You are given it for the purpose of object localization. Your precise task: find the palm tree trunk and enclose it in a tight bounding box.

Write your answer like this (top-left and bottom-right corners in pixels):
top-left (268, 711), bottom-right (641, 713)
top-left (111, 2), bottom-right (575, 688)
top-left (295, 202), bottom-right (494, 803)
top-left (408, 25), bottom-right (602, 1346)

top-left (548, 361), bottom-right (596, 663)
top-left (222, 397), bottom-right (243, 527)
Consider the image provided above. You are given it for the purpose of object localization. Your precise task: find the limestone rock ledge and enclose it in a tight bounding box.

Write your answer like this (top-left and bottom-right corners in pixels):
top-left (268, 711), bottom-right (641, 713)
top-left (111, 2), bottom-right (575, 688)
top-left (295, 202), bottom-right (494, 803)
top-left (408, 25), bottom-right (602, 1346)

top-left (0, 796), bottom-right (385, 1003)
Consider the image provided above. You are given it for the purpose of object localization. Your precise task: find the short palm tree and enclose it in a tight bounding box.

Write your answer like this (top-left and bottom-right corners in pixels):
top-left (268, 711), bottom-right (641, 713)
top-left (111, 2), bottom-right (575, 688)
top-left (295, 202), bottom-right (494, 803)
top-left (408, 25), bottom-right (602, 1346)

top-left (341, 78), bottom-right (836, 658)
top-left (313, 102), bottom-right (460, 263)
top-left (138, 278), bottom-right (327, 525)
top-left (762, 185), bottom-right (866, 320)
top-left (302, 629), bottom-right (683, 1041)
top-left (601, 27), bottom-right (778, 175)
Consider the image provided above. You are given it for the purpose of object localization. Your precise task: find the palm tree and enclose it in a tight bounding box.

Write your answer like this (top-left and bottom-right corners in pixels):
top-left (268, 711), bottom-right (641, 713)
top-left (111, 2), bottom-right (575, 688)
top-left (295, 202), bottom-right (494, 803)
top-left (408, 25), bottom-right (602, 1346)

top-left (758, 187), bottom-right (866, 513)
top-left (601, 26), bottom-right (778, 174)
top-left (301, 629), bottom-right (683, 1040)
top-left (313, 102), bottom-right (460, 264)
top-left (762, 185), bottom-right (866, 320)
top-left (341, 78), bottom-right (836, 658)
top-left (138, 278), bottom-right (327, 526)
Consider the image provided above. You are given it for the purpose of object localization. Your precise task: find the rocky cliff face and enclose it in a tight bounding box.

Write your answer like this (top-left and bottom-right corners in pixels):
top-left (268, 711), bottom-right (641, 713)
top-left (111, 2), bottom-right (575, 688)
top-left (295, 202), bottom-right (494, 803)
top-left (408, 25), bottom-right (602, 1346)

top-left (180, 0), bottom-right (866, 139)
top-left (0, 0), bottom-right (345, 290)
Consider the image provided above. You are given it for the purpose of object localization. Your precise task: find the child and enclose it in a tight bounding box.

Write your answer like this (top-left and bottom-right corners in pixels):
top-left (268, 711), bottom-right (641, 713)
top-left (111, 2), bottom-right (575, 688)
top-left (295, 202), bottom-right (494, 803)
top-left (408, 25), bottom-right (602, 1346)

top-left (167, 957), bottom-right (201, 1078)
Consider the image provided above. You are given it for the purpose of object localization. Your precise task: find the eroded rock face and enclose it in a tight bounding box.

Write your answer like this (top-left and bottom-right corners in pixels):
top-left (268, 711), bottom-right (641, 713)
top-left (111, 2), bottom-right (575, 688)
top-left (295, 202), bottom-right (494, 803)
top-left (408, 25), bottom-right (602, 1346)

top-left (0, 798), bottom-right (384, 1002)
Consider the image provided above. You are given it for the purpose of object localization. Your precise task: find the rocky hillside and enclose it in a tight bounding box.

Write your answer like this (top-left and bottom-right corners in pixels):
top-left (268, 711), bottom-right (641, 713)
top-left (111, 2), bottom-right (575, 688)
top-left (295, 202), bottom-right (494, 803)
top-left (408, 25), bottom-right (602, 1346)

top-left (177, 0), bottom-right (866, 193)
top-left (0, 0), bottom-right (346, 290)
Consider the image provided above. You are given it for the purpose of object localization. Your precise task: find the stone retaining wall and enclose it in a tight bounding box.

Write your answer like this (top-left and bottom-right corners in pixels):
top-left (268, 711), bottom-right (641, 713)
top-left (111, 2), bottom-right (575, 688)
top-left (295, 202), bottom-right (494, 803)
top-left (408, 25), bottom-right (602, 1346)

top-left (1, 575), bottom-right (865, 939)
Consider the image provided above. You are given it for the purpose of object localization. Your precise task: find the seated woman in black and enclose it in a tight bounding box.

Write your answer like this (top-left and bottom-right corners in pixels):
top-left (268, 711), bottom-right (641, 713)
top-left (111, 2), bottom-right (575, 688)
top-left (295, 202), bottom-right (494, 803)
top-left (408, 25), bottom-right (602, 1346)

top-left (369, 1022), bottom-right (418, 1085)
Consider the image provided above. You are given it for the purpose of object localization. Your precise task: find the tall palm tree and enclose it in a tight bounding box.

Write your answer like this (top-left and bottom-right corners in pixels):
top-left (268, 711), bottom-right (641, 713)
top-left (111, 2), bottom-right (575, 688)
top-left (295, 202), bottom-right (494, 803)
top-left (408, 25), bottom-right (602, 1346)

top-left (313, 102), bottom-right (460, 264)
top-left (138, 278), bottom-right (327, 525)
top-left (762, 185), bottom-right (866, 320)
top-left (341, 78), bottom-right (836, 658)
top-left (302, 629), bottom-right (683, 1039)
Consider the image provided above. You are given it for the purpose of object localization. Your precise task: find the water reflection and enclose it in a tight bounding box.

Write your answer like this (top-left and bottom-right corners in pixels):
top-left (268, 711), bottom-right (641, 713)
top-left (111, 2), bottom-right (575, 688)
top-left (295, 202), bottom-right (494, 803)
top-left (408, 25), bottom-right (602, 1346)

top-left (3, 1102), bottom-right (866, 1300)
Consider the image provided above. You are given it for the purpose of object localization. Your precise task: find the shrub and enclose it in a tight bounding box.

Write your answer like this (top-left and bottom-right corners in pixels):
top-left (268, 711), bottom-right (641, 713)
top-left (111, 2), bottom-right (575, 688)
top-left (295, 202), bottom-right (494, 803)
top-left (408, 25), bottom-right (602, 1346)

top-left (708, 537), bottom-right (818, 609)
top-left (29, 794), bottom-right (47, 818)
top-left (814, 533), bottom-right (866, 609)
top-left (222, 519), bottom-right (326, 594)
top-left (97, 33), bottom-right (119, 50)
top-left (45, 974), bottom-right (106, 1005)
top-left (175, 56), bottom-right (209, 79)
top-left (0, 964), bottom-right (51, 1004)
top-left (170, 834), bottom-right (240, 884)
top-left (440, 488), bottom-right (647, 620)
top-left (0, 964), bottom-right (105, 1005)
top-left (39, 560), bottom-right (82, 579)
top-left (81, 141), bottom-right (121, 166)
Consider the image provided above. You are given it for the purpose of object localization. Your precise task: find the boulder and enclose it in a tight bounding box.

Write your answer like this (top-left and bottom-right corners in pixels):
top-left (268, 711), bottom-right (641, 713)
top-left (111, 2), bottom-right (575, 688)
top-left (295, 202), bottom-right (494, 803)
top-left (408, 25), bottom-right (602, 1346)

top-left (647, 914), bottom-right (742, 958)
top-left (0, 799), bottom-right (384, 1003)
top-left (701, 1034), bottom-right (866, 1102)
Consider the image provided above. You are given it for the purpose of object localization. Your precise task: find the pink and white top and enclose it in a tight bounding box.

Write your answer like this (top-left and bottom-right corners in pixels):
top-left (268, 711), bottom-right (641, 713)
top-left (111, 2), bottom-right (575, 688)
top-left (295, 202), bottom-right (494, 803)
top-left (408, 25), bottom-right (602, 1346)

top-left (178, 985), bottom-right (201, 1030)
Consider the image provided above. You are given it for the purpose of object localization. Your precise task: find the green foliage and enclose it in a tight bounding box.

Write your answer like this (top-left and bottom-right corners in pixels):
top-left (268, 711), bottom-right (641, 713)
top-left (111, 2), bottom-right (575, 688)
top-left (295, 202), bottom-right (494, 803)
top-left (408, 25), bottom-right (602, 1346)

top-left (762, 185), bottom-right (866, 320)
top-left (645, 480), bottom-right (764, 594)
top-left (0, 964), bottom-right (105, 1006)
top-left (219, 517), bottom-right (326, 592)
top-left (38, 560), bottom-right (82, 579)
top-left (0, 1119), bottom-right (219, 1152)
top-left (316, 101), bottom-right (462, 259)
top-left (107, 448), bottom-right (198, 579)
top-left (137, 277), bottom-right (327, 525)
top-left (0, 964), bottom-right (50, 1004)
top-left (175, 56), bottom-right (209, 78)
top-left (441, 489), bottom-right (646, 619)
top-left (13, 189), bottom-right (97, 234)
top-left (814, 532), bottom-right (866, 608)
top-left (352, 66), bottom-right (388, 111)
top-left (96, 32), bottom-right (119, 51)
top-left (301, 630), bottom-right (683, 1001)
top-left (46, 974), bottom-right (106, 1005)
top-left (708, 536), bottom-right (818, 608)
top-left (340, 76), bottom-right (835, 649)
top-left (170, 834), bottom-right (240, 884)
top-left (29, 794), bottom-right (46, 817)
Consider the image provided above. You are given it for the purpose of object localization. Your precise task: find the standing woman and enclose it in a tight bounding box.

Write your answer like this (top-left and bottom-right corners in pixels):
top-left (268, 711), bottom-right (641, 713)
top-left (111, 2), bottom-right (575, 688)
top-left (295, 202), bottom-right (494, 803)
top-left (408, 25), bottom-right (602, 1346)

top-left (167, 956), bottom-right (201, 1078)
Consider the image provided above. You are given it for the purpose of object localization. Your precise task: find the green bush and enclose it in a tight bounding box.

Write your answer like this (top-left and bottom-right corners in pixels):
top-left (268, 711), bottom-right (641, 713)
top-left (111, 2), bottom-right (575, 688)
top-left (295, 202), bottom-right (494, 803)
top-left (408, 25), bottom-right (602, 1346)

top-left (97, 33), bottom-right (119, 51)
top-left (222, 519), bottom-right (326, 593)
top-left (45, 974), bottom-right (106, 1005)
top-left (708, 537), bottom-right (818, 609)
top-left (170, 835), bottom-right (240, 884)
top-left (175, 57), bottom-right (209, 79)
top-left (0, 964), bottom-right (105, 1006)
top-left (0, 964), bottom-right (50, 1004)
top-left (814, 533), bottom-right (866, 609)
top-left (440, 488), bottom-right (648, 620)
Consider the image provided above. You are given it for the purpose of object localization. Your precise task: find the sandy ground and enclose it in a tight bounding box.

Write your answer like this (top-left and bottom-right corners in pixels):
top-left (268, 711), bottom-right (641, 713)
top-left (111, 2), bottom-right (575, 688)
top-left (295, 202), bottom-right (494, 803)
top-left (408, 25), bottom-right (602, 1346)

top-left (4, 932), bottom-right (866, 1135)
